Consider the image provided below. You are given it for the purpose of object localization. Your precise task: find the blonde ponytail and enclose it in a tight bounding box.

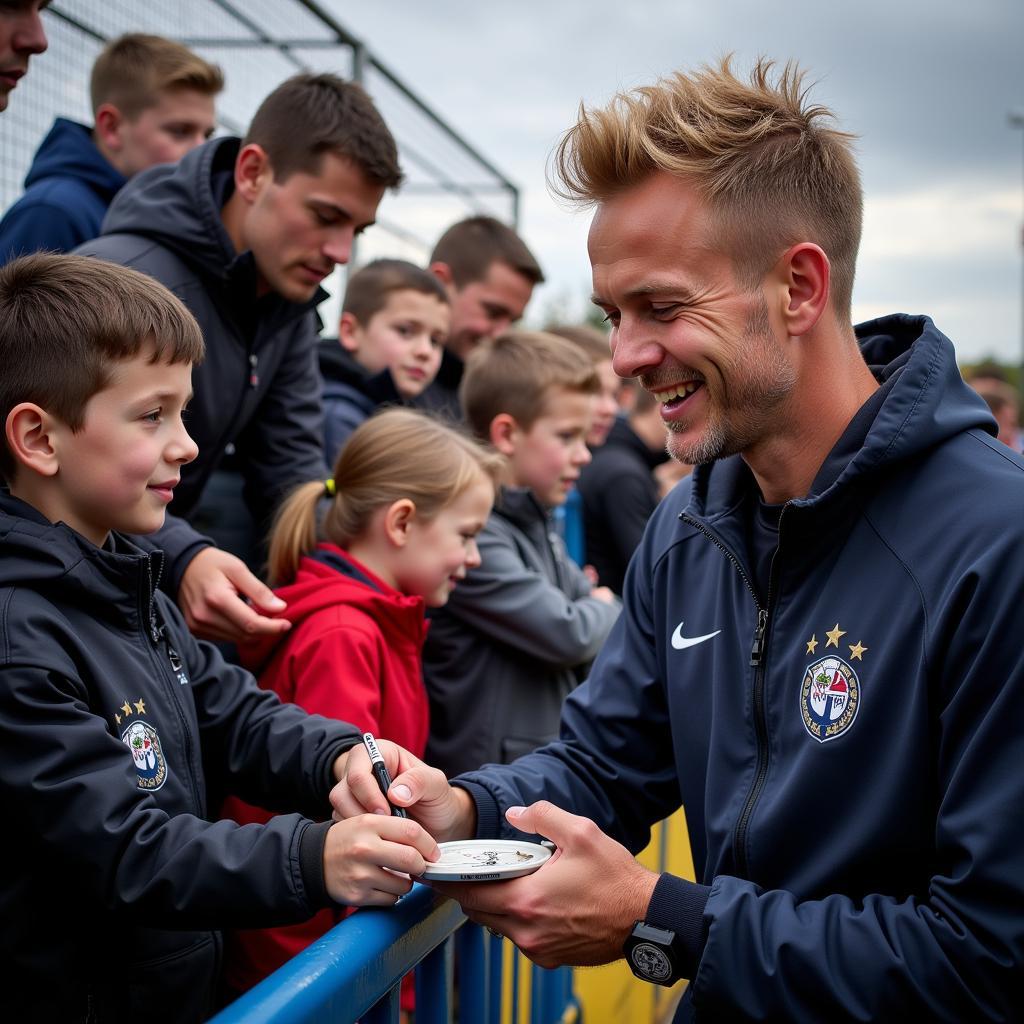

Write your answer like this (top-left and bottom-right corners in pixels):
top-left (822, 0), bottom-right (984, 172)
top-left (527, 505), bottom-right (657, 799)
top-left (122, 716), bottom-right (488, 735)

top-left (266, 479), bottom-right (328, 587)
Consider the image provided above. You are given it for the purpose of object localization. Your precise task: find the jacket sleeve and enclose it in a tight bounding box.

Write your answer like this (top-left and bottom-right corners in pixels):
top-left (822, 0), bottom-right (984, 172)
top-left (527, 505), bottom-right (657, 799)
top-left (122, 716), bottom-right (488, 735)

top-left (0, 642), bottom-right (352, 931)
top-left (444, 519), bottom-right (621, 667)
top-left (234, 315), bottom-right (330, 528)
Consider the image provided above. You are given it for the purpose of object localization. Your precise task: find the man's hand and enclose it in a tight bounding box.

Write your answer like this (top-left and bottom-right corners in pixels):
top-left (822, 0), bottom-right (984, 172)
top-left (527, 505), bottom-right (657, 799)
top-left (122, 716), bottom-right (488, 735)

top-left (430, 801), bottom-right (659, 969)
top-left (323, 814), bottom-right (440, 906)
top-left (330, 739), bottom-right (475, 843)
top-left (178, 546), bottom-right (291, 643)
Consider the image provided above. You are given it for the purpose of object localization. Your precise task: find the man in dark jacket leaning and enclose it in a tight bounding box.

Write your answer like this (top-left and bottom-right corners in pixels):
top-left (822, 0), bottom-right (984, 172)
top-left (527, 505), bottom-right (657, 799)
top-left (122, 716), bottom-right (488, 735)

top-left (78, 72), bottom-right (401, 642)
top-left (334, 58), bottom-right (1024, 1022)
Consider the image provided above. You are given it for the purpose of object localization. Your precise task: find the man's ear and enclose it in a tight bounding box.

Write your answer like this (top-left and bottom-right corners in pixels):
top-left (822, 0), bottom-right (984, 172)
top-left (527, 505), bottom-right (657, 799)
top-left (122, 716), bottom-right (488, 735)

top-left (770, 242), bottom-right (830, 338)
top-left (93, 103), bottom-right (125, 154)
top-left (234, 144), bottom-right (273, 204)
top-left (6, 404), bottom-right (61, 478)
top-left (488, 413), bottom-right (520, 457)
top-left (429, 261), bottom-right (455, 293)
top-left (338, 312), bottom-right (363, 354)
top-left (382, 498), bottom-right (417, 548)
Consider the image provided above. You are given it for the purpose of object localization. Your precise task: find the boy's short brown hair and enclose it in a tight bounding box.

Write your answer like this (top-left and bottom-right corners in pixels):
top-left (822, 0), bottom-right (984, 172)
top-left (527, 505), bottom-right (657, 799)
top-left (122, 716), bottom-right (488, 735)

top-left (460, 329), bottom-right (599, 441)
top-left (545, 323), bottom-right (612, 365)
top-left (431, 216), bottom-right (544, 288)
top-left (342, 258), bottom-right (448, 325)
top-left (244, 73), bottom-right (402, 188)
top-left (0, 253), bottom-right (205, 480)
top-left (90, 33), bottom-right (224, 119)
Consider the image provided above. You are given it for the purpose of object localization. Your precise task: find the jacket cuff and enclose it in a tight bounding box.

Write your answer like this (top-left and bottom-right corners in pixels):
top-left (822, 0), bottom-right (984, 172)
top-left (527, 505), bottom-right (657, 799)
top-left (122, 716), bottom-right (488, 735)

top-left (644, 873), bottom-right (712, 976)
top-left (452, 780), bottom-right (502, 839)
top-left (298, 819), bottom-right (334, 908)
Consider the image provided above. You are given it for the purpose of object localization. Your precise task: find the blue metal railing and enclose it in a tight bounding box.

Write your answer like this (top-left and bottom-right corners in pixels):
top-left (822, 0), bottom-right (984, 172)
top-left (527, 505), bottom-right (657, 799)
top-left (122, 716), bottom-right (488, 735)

top-left (210, 883), bottom-right (580, 1024)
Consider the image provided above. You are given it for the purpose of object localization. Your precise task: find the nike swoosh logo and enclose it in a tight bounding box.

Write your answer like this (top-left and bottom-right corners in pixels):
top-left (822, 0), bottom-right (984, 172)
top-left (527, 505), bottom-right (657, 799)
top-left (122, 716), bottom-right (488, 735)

top-left (671, 622), bottom-right (722, 650)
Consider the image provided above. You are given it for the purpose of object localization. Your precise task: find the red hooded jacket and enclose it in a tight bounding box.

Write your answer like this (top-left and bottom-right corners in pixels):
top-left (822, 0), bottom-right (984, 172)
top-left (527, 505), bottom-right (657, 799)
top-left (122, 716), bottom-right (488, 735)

top-left (221, 543), bottom-right (428, 994)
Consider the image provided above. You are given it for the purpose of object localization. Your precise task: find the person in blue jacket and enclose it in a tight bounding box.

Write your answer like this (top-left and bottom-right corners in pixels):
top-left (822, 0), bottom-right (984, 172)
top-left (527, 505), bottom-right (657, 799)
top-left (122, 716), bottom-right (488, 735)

top-left (334, 57), bottom-right (1024, 1022)
top-left (0, 33), bottom-right (221, 263)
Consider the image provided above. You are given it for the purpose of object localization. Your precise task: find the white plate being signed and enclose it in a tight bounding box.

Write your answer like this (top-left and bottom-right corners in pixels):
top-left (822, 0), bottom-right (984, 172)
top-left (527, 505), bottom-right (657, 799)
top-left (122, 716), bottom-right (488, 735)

top-left (419, 839), bottom-right (552, 881)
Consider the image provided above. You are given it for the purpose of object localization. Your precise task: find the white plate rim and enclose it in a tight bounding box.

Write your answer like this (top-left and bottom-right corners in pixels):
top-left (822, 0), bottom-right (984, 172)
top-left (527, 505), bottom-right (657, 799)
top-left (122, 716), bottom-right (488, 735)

top-left (419, 839), bottom-right (552, 881)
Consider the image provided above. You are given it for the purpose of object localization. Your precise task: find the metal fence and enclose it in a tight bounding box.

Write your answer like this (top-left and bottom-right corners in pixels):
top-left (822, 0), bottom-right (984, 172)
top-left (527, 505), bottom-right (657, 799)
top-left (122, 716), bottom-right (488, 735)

top-left (0, 0), bottom-right (520, 318)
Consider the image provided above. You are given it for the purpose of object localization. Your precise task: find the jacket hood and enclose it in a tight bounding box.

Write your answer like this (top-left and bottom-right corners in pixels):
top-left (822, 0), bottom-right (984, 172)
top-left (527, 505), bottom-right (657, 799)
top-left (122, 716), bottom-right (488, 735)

top-left (101, 136), bottom-right (247, 284)
top-left (238, 543), bottom-right (426, 673)
top-left (689, 314), bottom-right (994, 518)
top-left (0, 491), bottom-right (161, 626)
top-left (24, 118), bottom-right (126, 199)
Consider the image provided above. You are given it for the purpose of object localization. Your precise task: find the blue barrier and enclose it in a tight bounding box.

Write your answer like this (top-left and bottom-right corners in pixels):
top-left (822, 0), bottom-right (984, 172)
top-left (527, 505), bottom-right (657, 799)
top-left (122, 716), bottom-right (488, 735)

top-left (209, 883), bottom-right (579, 1024)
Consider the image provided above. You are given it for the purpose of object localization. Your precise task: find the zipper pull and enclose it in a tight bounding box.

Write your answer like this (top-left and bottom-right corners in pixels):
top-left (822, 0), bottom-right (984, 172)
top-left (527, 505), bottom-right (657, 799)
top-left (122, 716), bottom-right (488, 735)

top-left (750, 608), bottom-right (768, 666)
top-left (248, 352), bottom-right (259, 388)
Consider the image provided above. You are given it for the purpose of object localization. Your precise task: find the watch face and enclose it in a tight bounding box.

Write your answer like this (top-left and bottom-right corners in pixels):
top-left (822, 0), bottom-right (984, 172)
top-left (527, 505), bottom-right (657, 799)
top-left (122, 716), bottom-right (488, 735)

top-left (630, 941), bottom-right (673, 982)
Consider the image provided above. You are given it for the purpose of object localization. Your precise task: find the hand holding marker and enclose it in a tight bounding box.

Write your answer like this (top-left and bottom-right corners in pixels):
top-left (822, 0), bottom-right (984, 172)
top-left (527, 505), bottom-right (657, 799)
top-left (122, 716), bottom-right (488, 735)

top-left (362, 732), bottom-right (408, 818)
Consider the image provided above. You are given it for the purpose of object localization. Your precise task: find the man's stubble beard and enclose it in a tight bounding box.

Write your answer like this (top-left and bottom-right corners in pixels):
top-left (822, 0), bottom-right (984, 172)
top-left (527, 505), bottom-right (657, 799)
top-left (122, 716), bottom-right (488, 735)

top-left (667, 297), bottom-right (796, 467)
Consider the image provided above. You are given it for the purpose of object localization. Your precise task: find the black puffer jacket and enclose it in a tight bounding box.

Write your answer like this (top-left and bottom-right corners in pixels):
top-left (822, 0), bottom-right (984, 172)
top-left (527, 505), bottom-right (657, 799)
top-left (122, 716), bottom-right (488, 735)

top-left (76, 137), bottom-right (329, 592)
top-left (0, 492), bottom-right (359, 1022)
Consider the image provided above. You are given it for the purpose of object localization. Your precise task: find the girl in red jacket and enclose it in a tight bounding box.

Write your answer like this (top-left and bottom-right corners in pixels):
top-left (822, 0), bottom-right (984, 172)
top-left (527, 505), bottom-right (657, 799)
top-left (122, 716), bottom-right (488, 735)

top-left (221, 408), bottom-right (500, 995)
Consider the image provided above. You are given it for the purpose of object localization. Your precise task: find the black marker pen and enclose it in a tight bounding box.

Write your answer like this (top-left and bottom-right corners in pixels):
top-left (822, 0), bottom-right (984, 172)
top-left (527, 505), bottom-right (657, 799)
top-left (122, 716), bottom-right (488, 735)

top-left (361, 732), bottom-right (408, 818)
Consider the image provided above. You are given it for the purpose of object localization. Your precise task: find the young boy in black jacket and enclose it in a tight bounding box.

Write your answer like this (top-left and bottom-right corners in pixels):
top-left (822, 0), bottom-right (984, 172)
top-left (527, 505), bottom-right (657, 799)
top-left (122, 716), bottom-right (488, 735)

top-left (0, 253), bottom-right (437, 1023)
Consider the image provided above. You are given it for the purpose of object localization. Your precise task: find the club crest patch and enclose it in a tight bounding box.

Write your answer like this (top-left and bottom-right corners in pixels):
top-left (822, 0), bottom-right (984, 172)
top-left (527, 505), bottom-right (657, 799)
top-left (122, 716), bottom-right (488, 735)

top-left (800, 655), bottom-right (860, 743)
top-left (121, 719), bottom-right (168, 791)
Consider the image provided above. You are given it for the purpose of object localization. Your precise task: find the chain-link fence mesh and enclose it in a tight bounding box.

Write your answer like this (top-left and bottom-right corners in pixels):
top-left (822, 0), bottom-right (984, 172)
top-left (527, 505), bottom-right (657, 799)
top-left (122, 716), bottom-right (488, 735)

top-left (0, 0), bottom-right (519, 325)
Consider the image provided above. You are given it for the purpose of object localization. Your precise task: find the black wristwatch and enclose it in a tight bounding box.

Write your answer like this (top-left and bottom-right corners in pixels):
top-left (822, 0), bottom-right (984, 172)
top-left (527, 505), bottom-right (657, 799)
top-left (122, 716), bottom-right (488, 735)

top-left (623, 920), bottom-right (684, 986)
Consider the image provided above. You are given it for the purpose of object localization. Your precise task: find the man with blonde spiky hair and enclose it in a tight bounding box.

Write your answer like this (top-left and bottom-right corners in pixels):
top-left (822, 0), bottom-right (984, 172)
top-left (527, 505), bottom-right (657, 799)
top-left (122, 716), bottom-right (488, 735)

top-left (334, 56), bottom-right (1024, 1022)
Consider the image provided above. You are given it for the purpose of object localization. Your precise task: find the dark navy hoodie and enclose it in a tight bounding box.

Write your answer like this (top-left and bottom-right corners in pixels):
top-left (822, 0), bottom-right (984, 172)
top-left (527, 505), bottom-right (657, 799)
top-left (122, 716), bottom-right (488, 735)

top-left (458, 315), bottom-right (1024, 1022)
top-left (0, 118), bottom-right (125, 263)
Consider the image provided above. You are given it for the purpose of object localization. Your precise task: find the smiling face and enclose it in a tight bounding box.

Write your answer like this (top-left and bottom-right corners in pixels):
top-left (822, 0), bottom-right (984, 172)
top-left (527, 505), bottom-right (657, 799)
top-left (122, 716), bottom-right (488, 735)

top-left (0, 0), bottom-right (48, 112)
top-left (109, 88), bottom-right (217, 177)
top-left (239, 149), bottom-right (386, 304)
top-left (590, 171), bottom-right (796, 466)
top-left (444, 260), bottom-right (535, 360)
top-left (503, 387), bottom-right (593, 507)
top-left (45, 347), bottom-right (197, 545)
top-left (394, 476), bottom-right (494, 606)
top-left (341, 288), bottom-right (448, 399)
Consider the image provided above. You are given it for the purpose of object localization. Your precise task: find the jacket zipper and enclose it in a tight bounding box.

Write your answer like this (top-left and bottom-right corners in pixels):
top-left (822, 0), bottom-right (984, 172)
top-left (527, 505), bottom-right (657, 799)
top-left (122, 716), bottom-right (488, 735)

top-left (142, 558), bottom-right (204, 814)
top-left (680, 509), bottom-right (785, 877)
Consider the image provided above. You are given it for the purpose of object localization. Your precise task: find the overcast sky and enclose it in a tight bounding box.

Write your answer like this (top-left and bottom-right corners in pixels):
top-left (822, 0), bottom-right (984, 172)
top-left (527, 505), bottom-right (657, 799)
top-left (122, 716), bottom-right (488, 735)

top-left (327, 0), bottom-right (1024, 366)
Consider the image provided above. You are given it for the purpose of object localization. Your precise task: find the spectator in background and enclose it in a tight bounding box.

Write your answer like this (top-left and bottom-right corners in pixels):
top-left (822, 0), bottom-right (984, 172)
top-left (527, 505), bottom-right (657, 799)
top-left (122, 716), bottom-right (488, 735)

top-left (0, 33), bottom-right (222, 263)
top-left (970, 376), bottom-right (1022, 451)
top-left (423, 330), bottom-right (620, 779)
top-left (77, 73), bottom-right (402, 643)
top-left (320, 258), bottom-right (448, 464)
top-left (420, 216), bottom-right (544, 419)
top-left (0, 0), bottom-right (47, 113)
top-left (221, 410), bottom-right (499, 1000)
top-left (576, 383), bottom-right (674, 593)
top-left (546, 323), bottom-right (625, 566)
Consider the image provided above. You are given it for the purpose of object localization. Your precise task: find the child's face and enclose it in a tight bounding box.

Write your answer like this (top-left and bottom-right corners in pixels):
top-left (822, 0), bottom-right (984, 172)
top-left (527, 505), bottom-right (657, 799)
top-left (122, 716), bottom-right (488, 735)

top-left (587, 359), bottom-right (621, 448)
top-left (114, 88), bottom-right (217, 178)
top-left (47, 348), bottom-right (197, 545)
top-left (342, 289), bottom-right (448, 399)
top-left (395, 476), bottom-right (493, 606)
top-left (505, 387), bottom-right (593, 507)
